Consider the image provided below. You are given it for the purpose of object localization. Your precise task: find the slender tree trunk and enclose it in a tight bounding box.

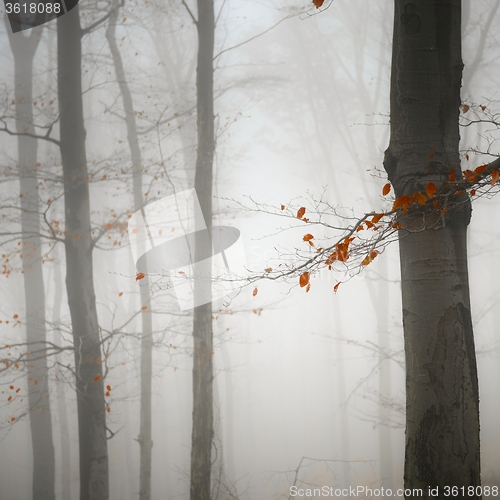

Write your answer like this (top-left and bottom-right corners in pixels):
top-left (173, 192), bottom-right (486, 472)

top-left (6, 20), bottom-right (56, 500)
top-left (106, 8), bottom-right (154, 499)
top-left (57, 7), bottom-right (109, 499)
top-left (377, 258), bottom-right (392, 491)
top-left (52, 245), bottom-right (72, 500)
top-left (384, 1), bottom-right (480, 494)
top-left (190, 1), bottom-right (215, 499)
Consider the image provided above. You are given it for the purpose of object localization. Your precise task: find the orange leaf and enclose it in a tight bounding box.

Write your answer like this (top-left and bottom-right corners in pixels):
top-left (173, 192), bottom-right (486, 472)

top-left (141, 305), bottom-right (148, 311)
top-left (491, 170), bottom-right (499, 186)
top-left (94, 374), bottom-right (101, 382)
top-left (474, 164), bottom-right (488, 175)
top-left (299, 272), bottom-right (310, 288)
top-left (361, 255), bottom-right (371, 266)
top-left (118, 292), bottom-right (123, 297)
top-left (465, 154), bottom-right (469, 161)
top-left (382, 183), bottom-right (391, 196)
top-left (135, 272), bottom-right (145, 281)
top-left (296, 207), bottom-right (306, 219)
top-left (333, 282), bottom-right (341, 293)
top-left (303, 234), bottom-right (314, 242)
top-left (252, 288), bottom-right (258, 297)
top-left (470, 189), bottom-right (476, 196)
top-left (280, 204), bottom-right (285, 211)
top-left (107, 407), bottom-right (111, 413)
top-left (306, 283), bottom-right (311, 293)
top-left (265, 267), bottom-right (272, 273)
top-left (392, 195), bottom-right (410, 211)
top-left (425, 182), bottom-right (437, 199)
top-left (449, 170), bottom-right (456, 182)
top-left (371, 213), bottom-right (384, 224)
top-left (106, 385), bottom-right (111, 391)
top-left (370, 250), bottom-right (379, 259)
top-left (415, 193), bottom-right (427, 205)
top-left (463, 169), bottom-right (474, 180)
top-left (392, 196), bottom-right (403, 209)
top-left (313, 0), bottom-right (325, 7)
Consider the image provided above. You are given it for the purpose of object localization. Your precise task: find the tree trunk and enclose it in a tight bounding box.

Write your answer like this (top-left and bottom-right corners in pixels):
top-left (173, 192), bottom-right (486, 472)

top-left (384, 1), bottom-right (480, 495)
top-left (190, 1), bottom-right (215, 499)
top-left (377, 257), bottom-right (393, 491)
top-left (6, 21), bottom-right (57, 500)
top-left (52, 244), bottom-right (72, 500)
top-left (106, 8), bottom-right (154, 499)
top-left (57, 7), bottom-right (109, 500)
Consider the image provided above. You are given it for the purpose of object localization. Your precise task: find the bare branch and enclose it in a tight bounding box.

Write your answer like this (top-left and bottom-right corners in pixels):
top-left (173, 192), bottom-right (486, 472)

top-left (214, 15), bottom-right (294, 61)
top-left (181, 0), bottom-right (197, 25)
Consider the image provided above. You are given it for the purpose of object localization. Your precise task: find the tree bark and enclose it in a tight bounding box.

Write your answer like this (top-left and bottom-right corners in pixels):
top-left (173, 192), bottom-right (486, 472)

top-left (106, 8), bottom-right (154, 499)
top-left (6, 20), bottom-right (56, 500)
top-left (190, 1), bottom-right (215, 499)
top-left (384, 1), bottom-right (480, 495)
top-left (57, 7), bottom-right (109, 500)
top-left (52, 244), bottom-right (72, 500)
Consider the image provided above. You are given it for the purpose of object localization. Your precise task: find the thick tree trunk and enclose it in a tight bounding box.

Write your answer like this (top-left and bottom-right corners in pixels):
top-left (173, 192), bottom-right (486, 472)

top-left (57, 7), bottom-right (109, 500)
top-left (190, 1), bottom-right (215, 499)
top-left (384, 1), bottom-right (480, 495)
top-left (106, 9), bottom-right (154, 500)
top-left (7, 23), bottom-right (56, 500)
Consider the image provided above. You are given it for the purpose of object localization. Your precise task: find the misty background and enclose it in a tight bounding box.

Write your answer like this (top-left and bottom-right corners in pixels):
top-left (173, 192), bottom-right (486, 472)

top-left (0, 0), bottom-right (499, 498)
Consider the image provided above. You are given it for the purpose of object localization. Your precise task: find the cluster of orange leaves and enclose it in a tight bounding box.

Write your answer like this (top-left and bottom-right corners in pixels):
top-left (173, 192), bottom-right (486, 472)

top-left (277, 162), bottom-right (500, 296)
top-left (382, 164), bottom-right (500, 215)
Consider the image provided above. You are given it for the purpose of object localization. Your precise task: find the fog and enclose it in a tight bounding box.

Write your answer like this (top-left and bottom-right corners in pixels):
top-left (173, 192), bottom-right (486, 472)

top-left (0, 1), bottom-right (499, 499)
